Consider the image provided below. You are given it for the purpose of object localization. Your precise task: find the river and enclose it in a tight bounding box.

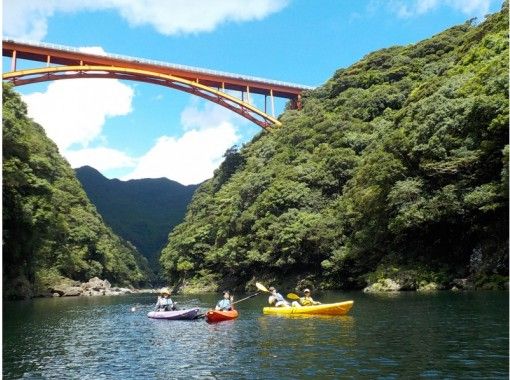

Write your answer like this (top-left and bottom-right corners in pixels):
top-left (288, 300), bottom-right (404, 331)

top-left (3, 291), bottom-right (508, 379)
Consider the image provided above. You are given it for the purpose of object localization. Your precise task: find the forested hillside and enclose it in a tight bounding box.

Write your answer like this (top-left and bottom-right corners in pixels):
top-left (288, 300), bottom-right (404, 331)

top-left (75, 166), bottom-right (198, 271)
top-left (161, 4), bottom-right (509, 292)
top-left (3, 84), bottom-right (151, 299)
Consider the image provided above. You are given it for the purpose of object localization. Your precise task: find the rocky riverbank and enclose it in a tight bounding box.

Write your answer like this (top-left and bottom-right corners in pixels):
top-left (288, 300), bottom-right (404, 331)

top-left (363, 276), bottom-right (509, 292)
top-left (49, 277), bottom-right (158, 297)
top-left (175, 272), bottom-right (509, 295)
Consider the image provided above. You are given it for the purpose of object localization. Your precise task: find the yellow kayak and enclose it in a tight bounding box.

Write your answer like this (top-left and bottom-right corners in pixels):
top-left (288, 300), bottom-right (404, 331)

top-left (263, 300), bottom-right (354, 316)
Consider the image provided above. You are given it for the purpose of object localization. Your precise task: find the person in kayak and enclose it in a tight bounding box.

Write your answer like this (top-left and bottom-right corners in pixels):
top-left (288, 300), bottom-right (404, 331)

top-left (215, 290), bottom-right (234, 311)
top-left (155, 287), bottom-right (176, 311)
top-left (295, 288), bottom-right (321, 307)
top-left (268, 286), bottom-right (290, 307)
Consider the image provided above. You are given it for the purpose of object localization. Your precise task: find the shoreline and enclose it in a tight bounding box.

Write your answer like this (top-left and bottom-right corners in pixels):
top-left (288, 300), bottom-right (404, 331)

top-left (8, 273), bottom-right (508, 301)
top-left (6, 285), bottom-right (509, 302)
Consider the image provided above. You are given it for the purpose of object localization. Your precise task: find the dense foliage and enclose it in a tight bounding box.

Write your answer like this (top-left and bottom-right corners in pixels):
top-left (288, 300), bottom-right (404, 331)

top-left (161, 4), bottom-right (509, 291)
top-left (75, 166), bottom-right (198, 271)
top-left (3, 85), bottom-right (151, 299)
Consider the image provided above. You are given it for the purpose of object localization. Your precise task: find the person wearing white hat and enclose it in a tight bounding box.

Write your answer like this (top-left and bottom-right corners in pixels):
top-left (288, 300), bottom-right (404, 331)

top-left (297, 288), bottom-right (321, 307)
top-left (155, 287), bottom-right (176, 311)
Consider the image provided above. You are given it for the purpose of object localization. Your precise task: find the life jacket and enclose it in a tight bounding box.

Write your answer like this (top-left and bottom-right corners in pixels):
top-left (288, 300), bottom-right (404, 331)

top-left (299, 296), bottom-right (314, 306)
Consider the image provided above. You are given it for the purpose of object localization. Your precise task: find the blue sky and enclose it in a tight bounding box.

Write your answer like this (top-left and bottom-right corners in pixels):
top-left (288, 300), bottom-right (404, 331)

top-left (2, 0), bottom-right (503, 184)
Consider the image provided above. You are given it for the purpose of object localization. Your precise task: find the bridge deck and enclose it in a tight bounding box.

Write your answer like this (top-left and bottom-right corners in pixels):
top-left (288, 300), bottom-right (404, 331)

top-left (3, 39), bottom-right (314, 99)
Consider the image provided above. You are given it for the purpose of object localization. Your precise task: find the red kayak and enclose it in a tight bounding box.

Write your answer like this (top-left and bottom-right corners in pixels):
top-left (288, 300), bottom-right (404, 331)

top-left (205, 309), bottom-right (239, 323)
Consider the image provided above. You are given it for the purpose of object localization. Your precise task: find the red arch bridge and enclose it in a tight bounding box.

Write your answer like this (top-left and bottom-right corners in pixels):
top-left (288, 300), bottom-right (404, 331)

top-left (2, 39), bottom-right (314, 131)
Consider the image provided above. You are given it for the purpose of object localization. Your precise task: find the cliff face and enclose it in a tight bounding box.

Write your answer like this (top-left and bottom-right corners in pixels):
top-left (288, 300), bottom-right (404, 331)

top-left (160, 4), bottom-right (509, 291)
top-left (3, 84), bottom-right (151, 299)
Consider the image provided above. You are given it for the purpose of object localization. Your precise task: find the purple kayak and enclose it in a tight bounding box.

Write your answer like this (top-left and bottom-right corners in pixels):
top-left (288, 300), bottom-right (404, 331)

top-left (147, 307), bottom-right (200, 320)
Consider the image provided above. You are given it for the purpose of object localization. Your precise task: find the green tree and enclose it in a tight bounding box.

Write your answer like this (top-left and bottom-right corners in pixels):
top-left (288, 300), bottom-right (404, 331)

top-left (160, 4), bottom-right (508, 291)
top-left (2, 84), bottom-right (151, 299)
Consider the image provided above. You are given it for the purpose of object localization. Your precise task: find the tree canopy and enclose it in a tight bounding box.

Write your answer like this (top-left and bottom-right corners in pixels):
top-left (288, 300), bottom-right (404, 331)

top-left (160, 4), bottom-right (509, 291)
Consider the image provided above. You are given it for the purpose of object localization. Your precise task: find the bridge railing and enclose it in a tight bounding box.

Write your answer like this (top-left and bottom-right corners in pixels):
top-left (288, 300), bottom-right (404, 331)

top-left (3, 38), bottom-right (315, 91)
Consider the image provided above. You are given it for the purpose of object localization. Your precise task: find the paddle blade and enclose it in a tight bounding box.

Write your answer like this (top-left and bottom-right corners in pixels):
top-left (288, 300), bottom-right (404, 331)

top-left (286, 293), bottom-right (300, 300)
top-left (255, 282), bottom-right (269, 292)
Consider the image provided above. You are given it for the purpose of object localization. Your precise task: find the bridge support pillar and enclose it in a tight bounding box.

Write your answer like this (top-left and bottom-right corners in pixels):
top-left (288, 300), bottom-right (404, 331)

top-left (270, 89), bottom-right (275, 117)
top-left (11, 50), bottom-right (16, 71)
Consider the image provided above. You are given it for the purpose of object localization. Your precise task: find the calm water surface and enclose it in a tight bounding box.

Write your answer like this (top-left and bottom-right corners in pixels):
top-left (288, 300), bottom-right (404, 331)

top-left (3, 291), bottom-right (508, 379)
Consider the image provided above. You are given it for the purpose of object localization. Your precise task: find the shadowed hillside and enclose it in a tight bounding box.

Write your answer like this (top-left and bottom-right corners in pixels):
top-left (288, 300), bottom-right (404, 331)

top-left (75, 166), bottom-right (198, 271)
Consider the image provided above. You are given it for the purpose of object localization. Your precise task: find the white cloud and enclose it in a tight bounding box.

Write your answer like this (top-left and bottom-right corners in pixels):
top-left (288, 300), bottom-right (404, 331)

top-left (3, 0), bottom-right (289, 41)
top-left (65, 147), bottom-right (136, 171)
top-left (448, 0), bottom-right (492, 15)
top-left (22, 77), bottom-right (134, 150)
top-left (123, 122), bottom-right (239, 185)
top-left (61, 98), bottom-right (247, 184)
top-left (19, 45), bottom-right (137, 174)
top-left (113, 0), bottom-right (289, 35)
top-left (17, 48), bottom-right (252, 184)
top-left (23, 86), bottom-right (249, 184)
top-left (62, 98), bottom-right (255, 183)
top-left (121, 98), bottom-right (244, 184)
top-left (393, 0), bottom-right (438, 17)
top-left (390, 0), bottom-right (493, 19)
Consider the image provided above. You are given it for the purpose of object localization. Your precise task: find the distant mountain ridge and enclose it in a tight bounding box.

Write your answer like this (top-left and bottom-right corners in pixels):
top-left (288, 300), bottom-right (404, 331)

top-left (75, 166), bottom-right (199, 270)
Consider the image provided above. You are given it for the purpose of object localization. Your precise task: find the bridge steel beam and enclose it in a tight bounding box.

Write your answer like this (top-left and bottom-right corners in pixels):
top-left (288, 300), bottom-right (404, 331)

top-left (3, 65), bottom-right (282, 130)
top-left (3, 39), bottom-right (314, 130)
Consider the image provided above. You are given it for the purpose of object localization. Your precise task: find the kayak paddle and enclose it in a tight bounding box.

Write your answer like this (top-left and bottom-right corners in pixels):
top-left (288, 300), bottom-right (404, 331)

top-left (255, 282), bottom-right (270, 292)
top-left (231, 292), bottom-right (260, 305)
top-left (286, 293), bottom-right (322, 305)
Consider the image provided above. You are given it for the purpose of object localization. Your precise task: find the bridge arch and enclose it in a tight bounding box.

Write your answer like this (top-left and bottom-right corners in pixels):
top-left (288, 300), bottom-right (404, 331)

top-left (3, 65), bottom-right (282, 131)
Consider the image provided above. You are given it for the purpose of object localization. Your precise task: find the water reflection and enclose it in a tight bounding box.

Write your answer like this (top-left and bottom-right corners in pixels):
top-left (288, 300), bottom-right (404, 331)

top-left (3, 291), bottom-right (508, 379)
